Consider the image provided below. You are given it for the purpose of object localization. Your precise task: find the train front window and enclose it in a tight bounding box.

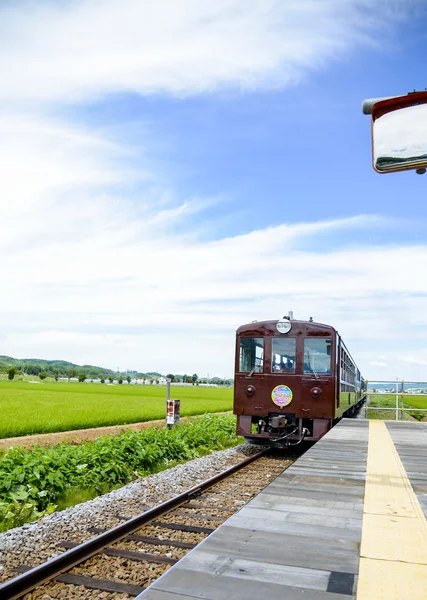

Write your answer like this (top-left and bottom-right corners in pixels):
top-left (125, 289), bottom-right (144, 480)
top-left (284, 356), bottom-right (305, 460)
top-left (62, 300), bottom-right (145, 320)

top-left (304, 338), bottom-right (331, 375)
top-left (272, 338), bottom-right (296, 373)
top-left (239, 338), bottom-right (264, 373)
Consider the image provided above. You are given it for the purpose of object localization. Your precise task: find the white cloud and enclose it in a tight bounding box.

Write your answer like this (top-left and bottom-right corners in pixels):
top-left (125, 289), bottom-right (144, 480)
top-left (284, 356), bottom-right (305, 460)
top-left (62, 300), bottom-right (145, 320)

top-left (1, 125), bottom-right (427, 378)
top-left (398, 355), bottom-right (427, 367)
top-left (0, 110), bottom-right (427, 378)
top-left (369, 361), bottom-right (388, 368)
top-left (0, 0), bottom-right (414, 103)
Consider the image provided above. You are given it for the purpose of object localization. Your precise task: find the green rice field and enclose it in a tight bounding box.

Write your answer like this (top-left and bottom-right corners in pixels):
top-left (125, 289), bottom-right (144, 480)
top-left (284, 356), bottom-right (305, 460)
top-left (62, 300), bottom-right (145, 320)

top-left (0, 380), bottom-right (233, 439)
top-left (367, 394), bottom-right (427, 420)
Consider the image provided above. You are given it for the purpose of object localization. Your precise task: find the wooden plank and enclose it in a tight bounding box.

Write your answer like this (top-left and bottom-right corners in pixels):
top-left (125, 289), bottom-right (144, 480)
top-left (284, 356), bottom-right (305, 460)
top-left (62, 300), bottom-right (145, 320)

top-left (240, 465), bottom-right (285, 470)
top-left (223, 518), bottom-right (361, 542)
top-left (145, 569), bottom-right (355, 599)
top-left (225, 511), bottom-right (362, 534)
top-left (14, 566), bottom-right (145, 596)
top-left (170, 550), bottom-right (332, 592)
top-left (59, 541), bottom-right (176, 565)
top-left (88, 527), bottom-right (196, 549)
top-left (386, 422), bottom-right (427, 520)
top-left (173, 511), bottom-right (224, 522)
top-left (204, 525), bottom-right (360, 574)
top-left (139, 591), bottom-right (195, 600)
top-left (56, 573), bottom-right (145, 596)
top-left (152, 522), bottom-right (214, 535)
top-left (104, 547), bottom-right (176, 565)
top-left (184, 502), bottom-right (231, 511)
top-left (242, 502), bottom-right (360, 519)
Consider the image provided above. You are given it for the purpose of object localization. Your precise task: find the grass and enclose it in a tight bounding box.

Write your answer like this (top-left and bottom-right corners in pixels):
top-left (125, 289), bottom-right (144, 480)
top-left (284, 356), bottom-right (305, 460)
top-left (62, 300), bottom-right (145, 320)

top-left (55, 487), bottom-right (102, 511)
top-left (0, 380), bottom-right (233, 438)
top-left (367, 394), bottom-right (427, 420)
top-left (402, 395), bottom-right (427, 409)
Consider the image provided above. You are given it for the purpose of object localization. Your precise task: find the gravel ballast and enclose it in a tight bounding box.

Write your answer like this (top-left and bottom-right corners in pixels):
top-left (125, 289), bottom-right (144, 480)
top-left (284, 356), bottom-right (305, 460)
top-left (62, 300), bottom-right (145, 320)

top-left (0, 443), bottom-right (263, 585)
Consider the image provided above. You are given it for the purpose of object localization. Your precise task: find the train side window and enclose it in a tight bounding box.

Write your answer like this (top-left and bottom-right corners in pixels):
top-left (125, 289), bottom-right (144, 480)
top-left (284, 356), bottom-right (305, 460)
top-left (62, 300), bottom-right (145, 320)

top-left (271, 338), bottom-right (296, 373)
top-left (239, 338), bottom-right (264, 373)
top-left (304, 338), bottom-right (332, 375)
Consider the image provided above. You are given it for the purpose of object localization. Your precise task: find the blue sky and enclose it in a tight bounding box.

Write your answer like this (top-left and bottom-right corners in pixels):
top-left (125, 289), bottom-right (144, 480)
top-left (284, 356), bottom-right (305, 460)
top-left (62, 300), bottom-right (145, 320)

top-left (1, 0), bottom-right (427, 380)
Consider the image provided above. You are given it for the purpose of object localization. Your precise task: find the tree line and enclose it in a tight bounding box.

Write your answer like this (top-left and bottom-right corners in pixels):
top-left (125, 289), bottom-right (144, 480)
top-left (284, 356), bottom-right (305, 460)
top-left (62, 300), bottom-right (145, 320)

top-left (0, 356), bottom-right (156, 381)
top-left (1, 355), bottom-right (233, 385)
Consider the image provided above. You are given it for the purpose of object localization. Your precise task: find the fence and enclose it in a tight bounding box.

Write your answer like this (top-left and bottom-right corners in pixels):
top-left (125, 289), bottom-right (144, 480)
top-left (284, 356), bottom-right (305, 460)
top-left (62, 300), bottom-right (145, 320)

top-left (365, 380), bottom-right (427, 421)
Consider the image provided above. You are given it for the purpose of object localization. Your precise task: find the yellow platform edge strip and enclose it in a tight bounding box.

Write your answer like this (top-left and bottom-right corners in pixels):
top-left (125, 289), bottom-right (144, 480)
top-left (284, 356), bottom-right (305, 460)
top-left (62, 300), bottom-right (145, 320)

top-left (356, 421), bottom-right (427, 600)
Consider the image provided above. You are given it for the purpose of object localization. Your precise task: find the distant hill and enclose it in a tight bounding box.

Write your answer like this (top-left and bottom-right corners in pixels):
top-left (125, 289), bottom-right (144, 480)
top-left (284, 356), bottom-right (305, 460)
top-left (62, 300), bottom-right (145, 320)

top-left (0, 355), bottom-right (120, 379)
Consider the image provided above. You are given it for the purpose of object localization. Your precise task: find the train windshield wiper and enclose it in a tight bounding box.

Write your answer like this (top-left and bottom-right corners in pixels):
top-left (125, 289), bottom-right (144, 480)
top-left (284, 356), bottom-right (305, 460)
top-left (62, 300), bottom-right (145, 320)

top-left (247, 365), bottom-right (257, 377)
top-left (307, 352), bottom-right (319, 379)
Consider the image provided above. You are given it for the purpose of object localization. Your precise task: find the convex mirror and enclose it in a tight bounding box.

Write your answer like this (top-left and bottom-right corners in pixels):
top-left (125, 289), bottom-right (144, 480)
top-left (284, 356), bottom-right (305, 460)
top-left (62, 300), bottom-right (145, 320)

top-left (370, 91), bottom-right (427, 174)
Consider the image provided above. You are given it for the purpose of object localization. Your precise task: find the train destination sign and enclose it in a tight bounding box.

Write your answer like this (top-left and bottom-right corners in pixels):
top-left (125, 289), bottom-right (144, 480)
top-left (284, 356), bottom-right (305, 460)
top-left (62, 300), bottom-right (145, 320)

top-left (276, 320), bottom-right (291, 334)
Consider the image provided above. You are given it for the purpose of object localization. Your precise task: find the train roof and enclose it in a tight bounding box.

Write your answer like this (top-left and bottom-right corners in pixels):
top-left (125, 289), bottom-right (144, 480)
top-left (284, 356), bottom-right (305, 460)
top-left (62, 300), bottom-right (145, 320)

top-left (236, 318), bottom-right (362, 375)
top-left (236, 319), bottom-right (337, 336)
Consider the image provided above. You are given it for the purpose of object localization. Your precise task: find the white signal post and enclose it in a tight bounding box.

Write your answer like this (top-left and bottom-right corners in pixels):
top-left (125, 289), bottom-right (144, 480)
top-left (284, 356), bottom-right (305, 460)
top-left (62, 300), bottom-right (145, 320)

top-left (395, 378), bottom-right (399, 421)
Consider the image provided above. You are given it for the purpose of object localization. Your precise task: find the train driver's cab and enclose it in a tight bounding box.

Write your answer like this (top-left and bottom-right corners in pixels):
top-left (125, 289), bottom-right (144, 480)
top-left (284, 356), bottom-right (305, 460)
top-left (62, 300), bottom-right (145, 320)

top-left (238, 335), bottom-right (332, 375)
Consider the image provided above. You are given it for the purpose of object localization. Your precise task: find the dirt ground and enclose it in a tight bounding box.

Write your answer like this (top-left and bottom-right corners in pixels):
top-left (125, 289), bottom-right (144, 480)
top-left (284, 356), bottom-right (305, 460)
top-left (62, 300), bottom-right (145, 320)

top-left (0, 414), bottom-right (230, 452)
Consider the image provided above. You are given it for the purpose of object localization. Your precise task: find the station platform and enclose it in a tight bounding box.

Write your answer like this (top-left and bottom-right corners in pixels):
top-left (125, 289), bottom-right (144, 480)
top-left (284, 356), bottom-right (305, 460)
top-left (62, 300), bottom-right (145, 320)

top-left (137, 419), bottom-right (427, 600)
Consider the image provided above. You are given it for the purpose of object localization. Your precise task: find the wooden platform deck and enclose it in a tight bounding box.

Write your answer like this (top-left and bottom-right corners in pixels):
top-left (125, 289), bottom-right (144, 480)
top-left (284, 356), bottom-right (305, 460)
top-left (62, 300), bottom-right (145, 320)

top-left (137, 419), bottom-right (427, 600)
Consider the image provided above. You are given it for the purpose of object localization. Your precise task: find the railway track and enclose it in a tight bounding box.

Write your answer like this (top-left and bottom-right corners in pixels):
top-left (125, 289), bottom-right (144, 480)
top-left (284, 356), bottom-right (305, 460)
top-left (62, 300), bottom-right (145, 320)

top-left (0, 449), bottom-right (295, 600)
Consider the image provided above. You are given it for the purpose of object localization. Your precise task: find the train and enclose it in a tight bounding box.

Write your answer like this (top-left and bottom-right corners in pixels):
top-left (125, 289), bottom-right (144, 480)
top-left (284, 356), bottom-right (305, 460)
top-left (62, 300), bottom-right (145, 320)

top-left (233, 314), bottom-right (366, 445)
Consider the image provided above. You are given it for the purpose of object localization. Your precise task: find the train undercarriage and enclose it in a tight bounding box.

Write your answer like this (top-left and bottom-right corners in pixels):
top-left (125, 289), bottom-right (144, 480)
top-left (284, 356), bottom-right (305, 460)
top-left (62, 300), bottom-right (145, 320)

top-left (238, 397), bottom-right (366, 446)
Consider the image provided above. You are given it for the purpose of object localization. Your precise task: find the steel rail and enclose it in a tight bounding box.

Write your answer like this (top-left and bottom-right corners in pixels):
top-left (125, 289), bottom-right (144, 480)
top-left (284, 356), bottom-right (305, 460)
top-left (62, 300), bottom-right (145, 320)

top-left (0, 448), bottom-right (268, 600)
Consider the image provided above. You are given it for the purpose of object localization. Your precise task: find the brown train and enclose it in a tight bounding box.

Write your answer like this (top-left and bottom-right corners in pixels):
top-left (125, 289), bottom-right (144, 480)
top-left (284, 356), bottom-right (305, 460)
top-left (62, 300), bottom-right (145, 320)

top-left (234, 314), bottom-right (366, 445)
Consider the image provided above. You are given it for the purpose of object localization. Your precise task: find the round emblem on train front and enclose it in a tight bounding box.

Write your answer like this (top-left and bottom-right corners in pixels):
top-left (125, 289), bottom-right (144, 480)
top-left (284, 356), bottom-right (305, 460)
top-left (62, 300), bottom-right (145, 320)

top-left (276, 320), bottom-right (291, 334)
top-left (271, 385), bottom-right (293, 407)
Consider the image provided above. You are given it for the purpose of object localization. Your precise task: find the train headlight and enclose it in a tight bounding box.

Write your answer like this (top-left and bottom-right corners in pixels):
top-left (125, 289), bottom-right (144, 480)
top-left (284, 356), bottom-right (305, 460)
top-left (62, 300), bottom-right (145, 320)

top-left (311, 387), bottom-right (322, 399)
top-left (246, 385), bottom-right (256, 396)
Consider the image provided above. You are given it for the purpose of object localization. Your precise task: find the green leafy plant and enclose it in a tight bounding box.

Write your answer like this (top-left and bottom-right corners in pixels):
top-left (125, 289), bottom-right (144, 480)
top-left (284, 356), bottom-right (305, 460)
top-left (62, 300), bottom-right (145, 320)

top-left (0, 415), bottom-right (241, 531)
